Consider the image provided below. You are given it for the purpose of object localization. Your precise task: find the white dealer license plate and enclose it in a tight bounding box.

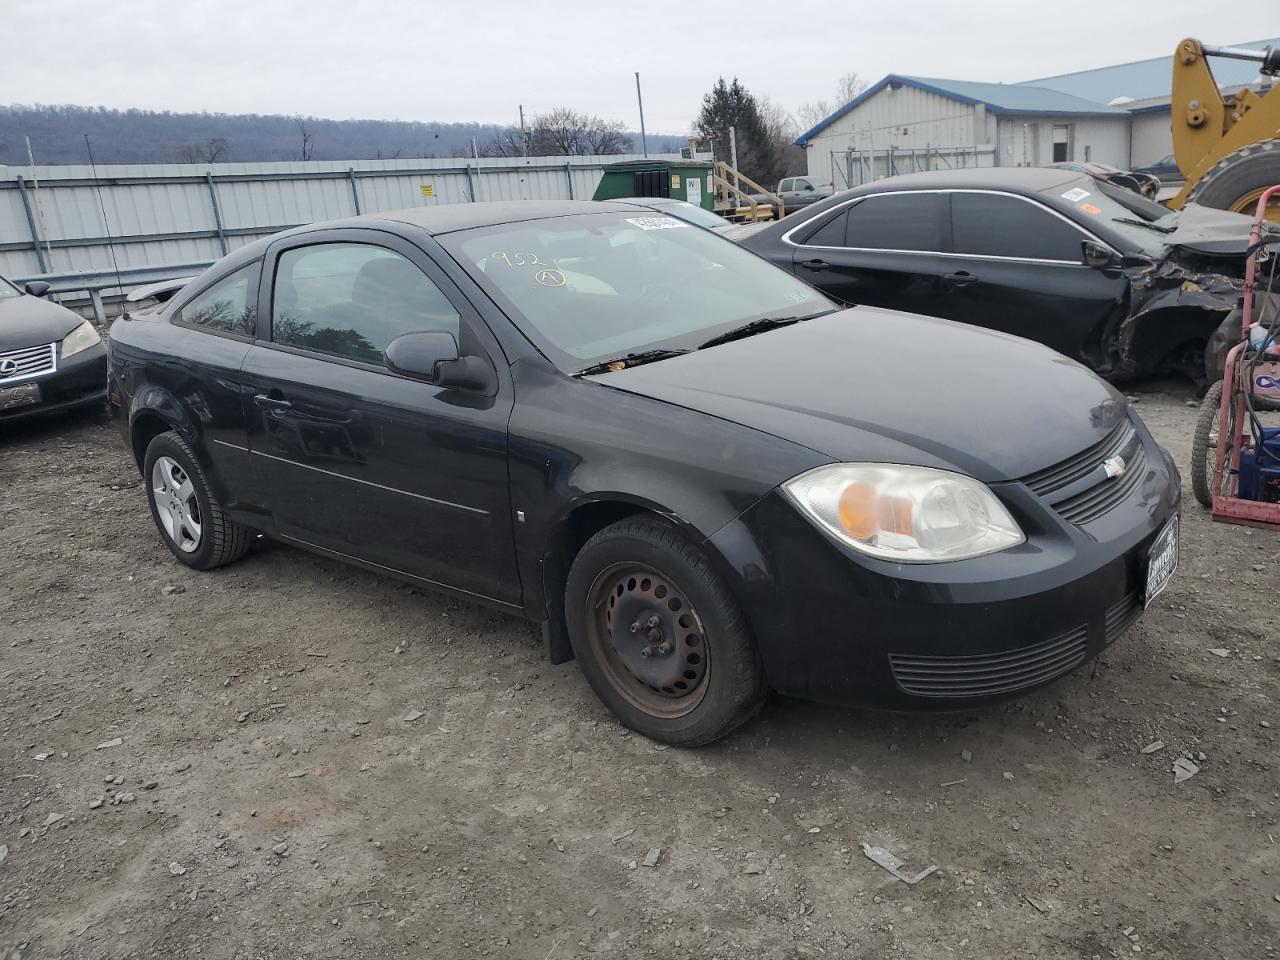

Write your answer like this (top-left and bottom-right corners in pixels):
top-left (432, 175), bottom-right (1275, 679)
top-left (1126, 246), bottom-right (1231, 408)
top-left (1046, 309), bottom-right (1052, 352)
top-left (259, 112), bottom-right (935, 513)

top-left (0, 382), bottom-right (41, 411)
top-left (1144, 516), bottom-right (1179, 607)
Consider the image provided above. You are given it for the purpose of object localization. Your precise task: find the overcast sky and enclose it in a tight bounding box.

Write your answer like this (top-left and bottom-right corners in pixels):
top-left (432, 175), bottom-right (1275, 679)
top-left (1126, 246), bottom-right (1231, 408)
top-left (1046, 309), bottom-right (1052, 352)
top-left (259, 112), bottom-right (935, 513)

top-left (3, 0), bottom-right (1241, 133)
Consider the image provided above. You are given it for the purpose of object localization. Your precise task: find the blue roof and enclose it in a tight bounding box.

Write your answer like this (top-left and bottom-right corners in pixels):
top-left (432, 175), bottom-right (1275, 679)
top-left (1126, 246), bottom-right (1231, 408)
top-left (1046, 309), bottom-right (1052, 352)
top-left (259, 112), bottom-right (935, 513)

top-left (795, 74), bottom-right (1127, 146)
top-left (1020, 38), bottom-right (1280, 104)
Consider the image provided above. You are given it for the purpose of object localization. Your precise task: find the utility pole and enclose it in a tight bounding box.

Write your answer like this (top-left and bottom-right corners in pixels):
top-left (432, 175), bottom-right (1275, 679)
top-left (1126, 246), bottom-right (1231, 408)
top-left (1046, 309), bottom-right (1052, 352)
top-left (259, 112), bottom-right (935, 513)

top-left (729, 125), bottom-right (739, 194)
top-left (519, 104), bottom-right (528, 157)
top-left (635, 71), bottom-right (648, 158)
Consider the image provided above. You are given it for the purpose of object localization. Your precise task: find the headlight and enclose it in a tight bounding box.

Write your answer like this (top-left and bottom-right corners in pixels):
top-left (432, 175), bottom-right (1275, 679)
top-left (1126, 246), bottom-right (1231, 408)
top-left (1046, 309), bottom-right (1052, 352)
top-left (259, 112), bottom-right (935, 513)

top-left (781, 463), bottom-right (1025, 563)
top-left (61, 320), bottom-right (101, 359)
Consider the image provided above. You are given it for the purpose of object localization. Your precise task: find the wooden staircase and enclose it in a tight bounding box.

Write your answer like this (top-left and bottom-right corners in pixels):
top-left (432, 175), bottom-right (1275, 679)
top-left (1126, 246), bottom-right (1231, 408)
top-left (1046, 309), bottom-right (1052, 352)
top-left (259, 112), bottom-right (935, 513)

top-left (712, 162), bottom-right (785, 222)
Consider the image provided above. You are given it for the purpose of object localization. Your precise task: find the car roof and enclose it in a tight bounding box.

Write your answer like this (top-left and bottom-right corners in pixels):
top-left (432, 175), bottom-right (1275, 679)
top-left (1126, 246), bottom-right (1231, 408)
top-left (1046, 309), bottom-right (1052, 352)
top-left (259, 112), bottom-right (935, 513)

top-left (371, 200), bottom-right (639, 235)
top-left (849, 167), bottom-right (1082, 196)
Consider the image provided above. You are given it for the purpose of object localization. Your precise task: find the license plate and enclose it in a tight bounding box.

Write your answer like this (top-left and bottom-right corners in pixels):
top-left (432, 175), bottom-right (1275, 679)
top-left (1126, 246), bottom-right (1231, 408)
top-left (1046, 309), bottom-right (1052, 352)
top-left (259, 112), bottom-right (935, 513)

top-left (1144, 516), bottom-right (1179, 607)
top-left (0, 382), bottom-right (40, 411)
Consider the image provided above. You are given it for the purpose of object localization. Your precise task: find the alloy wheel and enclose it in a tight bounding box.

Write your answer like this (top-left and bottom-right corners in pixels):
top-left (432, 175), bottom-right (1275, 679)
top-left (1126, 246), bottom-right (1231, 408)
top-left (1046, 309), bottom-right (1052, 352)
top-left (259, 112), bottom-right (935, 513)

top-left (151, 455), bottom-right (203, 553)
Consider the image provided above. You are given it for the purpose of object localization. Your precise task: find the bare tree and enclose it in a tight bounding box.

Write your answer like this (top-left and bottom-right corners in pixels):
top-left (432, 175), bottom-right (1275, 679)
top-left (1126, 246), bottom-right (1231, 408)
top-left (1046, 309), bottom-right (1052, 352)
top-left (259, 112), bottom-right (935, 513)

top-left (796, 72), bottom-right (868, 131)
top-left (174, 137), bottom-right (230, 163)
top-left (294, 115), bottom-right (314, 161)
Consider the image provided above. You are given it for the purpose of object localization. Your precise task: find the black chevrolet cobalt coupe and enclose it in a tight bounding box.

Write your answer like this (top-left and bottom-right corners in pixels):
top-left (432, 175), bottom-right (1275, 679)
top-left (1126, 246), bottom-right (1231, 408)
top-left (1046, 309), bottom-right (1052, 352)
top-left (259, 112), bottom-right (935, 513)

top-left (107, 201), bottom-right (1181, 744)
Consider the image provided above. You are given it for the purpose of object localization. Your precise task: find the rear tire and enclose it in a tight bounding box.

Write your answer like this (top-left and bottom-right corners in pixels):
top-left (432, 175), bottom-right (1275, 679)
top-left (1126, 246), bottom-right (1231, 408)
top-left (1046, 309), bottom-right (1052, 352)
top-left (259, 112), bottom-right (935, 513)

top-left (564, 517), bottom-right (767, 746)
top-left (1185, 139), bottom-right (1280, 216)
top-left (144, 431), bottom-right (252, 570)
top-left (1191, 380), bottom-right (1224, 508)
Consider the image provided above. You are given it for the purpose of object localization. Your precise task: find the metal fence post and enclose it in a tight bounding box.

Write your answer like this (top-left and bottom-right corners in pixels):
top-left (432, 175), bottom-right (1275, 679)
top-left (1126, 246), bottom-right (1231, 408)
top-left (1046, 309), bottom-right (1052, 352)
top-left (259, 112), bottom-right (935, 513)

top-left (205, 173), bottom-right (229, 255)
top-left (465, 165), bottom-right (476, 202)
top-left (347, 167), bottom-right (362, 214)
top-left (88, 288), bottom-right (106, 326)
top-left (564, 162), bottom-right (575, 200)
top-left (15, 176), bottom-right (49, 273)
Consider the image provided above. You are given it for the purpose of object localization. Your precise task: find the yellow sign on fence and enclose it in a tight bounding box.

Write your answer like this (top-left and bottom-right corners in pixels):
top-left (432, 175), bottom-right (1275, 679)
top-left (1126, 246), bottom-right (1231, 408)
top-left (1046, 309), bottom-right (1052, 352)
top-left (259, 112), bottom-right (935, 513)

top-left (670, 174), bottom-right (681, 190)
top-left (420, 183), bottom-right (435, 197)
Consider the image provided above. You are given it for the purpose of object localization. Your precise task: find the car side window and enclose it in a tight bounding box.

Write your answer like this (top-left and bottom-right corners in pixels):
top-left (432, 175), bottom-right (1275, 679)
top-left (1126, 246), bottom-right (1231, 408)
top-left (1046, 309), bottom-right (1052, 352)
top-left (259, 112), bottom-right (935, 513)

top-left (174, 262), bottom-right (260, 338)
top-left (270, 243), bottom-right (461, 366)
top-left (844, 193), bottom-right (944, 252)
top-left (800, 210), bottom-right (850, 247)
top-left (950, 193), bottom-right (1085, 262)
top-left (796, 178), bottom-right (814, 192)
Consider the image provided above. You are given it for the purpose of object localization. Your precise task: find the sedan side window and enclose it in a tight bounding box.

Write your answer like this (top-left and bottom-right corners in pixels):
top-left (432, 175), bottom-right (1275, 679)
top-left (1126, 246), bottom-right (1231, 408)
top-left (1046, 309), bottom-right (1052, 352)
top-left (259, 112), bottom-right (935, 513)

top-left (844, 194), bottom-right (944, 252)
top-left (950, 193), bottom-right (1085, 262)
top-left (174, 261), bottom-right (260, 338)
top-left (271, 243), bottom-right (461, 366)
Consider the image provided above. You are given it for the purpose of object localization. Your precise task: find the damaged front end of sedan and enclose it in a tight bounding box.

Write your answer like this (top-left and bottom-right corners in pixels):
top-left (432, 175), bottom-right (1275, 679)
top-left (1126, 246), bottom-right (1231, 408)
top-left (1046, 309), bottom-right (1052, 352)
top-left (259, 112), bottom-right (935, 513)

top-left (1087, 204), bottom-right (1263, 384)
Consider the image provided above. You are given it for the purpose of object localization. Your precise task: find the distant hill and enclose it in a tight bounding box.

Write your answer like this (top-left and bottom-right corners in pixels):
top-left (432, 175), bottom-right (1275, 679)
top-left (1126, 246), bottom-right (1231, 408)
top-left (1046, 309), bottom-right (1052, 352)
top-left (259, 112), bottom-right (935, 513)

top-left (0, 104), bottom-right (687, 165)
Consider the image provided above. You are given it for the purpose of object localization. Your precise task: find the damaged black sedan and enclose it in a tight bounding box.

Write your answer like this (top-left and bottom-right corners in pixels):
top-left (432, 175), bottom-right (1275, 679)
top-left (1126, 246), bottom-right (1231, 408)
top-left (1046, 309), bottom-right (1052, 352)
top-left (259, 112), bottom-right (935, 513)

top-left (738, 168), bottom-right (1248, 381)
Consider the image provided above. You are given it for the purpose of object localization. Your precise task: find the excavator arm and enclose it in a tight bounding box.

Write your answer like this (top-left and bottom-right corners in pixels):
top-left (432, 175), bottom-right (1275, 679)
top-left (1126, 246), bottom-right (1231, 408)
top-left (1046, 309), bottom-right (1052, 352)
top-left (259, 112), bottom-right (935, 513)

top-left (1168, 38), bottom-right (1280, 218)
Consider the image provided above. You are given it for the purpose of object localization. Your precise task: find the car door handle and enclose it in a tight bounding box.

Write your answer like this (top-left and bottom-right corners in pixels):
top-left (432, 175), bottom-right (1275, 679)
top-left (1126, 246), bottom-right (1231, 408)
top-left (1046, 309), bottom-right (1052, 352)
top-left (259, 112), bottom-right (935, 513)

top-left (799, 259), bottom-right (830, 271)
top-left (944, 271), bottom-right (978, 287)
top-left (253, 394), bottom-right (292, 412)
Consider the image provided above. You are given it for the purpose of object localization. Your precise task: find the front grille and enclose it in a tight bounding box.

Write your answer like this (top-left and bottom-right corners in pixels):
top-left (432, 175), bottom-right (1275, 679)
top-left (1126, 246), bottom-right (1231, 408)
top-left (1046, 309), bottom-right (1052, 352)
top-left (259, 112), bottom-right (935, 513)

top-left (0, 342), bottom-right (57, 384)
top-left (1024, 421), bottom-right (1136, 497)
top-left (1054, 444), bottom-right (1148, 524)
top-left (888, 625), bottom-right (1088, 699)
top-left (1104, 591), bottom-right (1142, 645)
top-left (1021, 420), bottom-right (1147, 525)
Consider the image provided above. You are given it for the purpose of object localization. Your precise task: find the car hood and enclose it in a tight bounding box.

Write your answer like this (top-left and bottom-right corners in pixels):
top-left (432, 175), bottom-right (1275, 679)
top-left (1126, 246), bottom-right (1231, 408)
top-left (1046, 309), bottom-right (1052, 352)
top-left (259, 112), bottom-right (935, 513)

top-left (1165, 202), bottom-right (1261, 257)
top-left (592, 307), bottom-right (1128, 483)
top-left (0, 294), bottom-right (84, 352)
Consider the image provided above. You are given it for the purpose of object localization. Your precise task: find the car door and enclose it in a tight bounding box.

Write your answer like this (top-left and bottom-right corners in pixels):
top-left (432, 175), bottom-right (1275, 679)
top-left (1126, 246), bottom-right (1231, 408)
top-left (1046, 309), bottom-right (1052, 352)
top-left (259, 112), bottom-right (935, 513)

top-left (938, 190), bottom-right (1127, 360)
top-left (789, 191), bottom-right (948, 316)
top-left (239, 228), bottom-right (520, 606)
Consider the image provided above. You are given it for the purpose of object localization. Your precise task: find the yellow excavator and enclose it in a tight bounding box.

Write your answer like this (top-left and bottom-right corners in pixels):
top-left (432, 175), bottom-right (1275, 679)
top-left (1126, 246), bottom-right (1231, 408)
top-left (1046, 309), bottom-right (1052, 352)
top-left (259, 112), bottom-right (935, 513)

top-left (1167, 38), bottom-right (1280, 220)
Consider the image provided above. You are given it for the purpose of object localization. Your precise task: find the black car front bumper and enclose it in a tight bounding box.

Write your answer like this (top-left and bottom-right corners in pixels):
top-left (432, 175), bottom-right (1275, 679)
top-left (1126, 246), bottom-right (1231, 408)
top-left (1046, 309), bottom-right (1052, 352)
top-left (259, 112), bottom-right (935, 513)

top-left (710, 434), bottom-right (1181, 711)
top-left (0, 342), bottom-right (107, 423)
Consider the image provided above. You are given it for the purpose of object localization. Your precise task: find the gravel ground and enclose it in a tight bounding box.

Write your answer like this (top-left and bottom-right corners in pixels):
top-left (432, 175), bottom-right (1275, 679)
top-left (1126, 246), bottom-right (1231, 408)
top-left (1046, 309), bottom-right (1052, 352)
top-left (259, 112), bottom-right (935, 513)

top-left (1, 385), bottom-right (1277, 960)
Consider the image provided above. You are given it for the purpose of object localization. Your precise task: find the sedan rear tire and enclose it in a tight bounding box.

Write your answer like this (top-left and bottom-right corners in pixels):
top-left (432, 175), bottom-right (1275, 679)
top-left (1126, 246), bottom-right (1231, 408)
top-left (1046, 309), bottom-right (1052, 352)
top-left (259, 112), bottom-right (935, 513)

top-left (144, 431), bottom-right (251, 570)
top-left (565, 517), bottom-right (767, 745)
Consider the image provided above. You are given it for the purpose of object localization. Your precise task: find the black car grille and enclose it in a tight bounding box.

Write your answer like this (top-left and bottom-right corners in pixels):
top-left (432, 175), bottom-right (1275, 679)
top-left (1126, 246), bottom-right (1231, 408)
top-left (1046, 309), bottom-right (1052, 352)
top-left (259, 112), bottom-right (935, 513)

top-left (888, 625), bottom-right (1088, 699)
top-left (1104, 591), bottom-right (1143, 645)
top-left (1021, 421), bottom-right (1146, 525)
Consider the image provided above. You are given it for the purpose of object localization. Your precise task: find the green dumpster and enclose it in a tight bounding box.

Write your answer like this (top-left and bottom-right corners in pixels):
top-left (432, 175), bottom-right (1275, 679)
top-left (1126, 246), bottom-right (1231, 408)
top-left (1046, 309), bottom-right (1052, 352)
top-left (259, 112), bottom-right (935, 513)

top-left (592, 159), bottom-right (716, 211)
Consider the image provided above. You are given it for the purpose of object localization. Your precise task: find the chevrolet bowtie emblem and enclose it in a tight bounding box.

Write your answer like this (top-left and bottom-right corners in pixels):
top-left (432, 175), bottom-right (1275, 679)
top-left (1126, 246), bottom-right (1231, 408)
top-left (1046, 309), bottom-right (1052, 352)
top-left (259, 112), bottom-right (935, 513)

top-left (1102, 454), bottom-right (1127, 479)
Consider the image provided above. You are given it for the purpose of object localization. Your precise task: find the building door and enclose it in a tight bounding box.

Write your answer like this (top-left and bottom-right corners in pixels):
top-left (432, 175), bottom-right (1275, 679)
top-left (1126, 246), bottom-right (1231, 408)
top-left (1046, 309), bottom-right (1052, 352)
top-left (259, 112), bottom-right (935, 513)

top-left (1053, 125), bottom-right (1071, 162)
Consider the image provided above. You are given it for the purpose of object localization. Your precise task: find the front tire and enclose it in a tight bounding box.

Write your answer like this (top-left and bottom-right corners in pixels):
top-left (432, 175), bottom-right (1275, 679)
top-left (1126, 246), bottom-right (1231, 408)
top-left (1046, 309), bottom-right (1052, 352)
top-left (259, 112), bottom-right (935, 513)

top-left (143, 431), bottom-right (251, 570)
top-left (564, 517), bottom-right (767, 746)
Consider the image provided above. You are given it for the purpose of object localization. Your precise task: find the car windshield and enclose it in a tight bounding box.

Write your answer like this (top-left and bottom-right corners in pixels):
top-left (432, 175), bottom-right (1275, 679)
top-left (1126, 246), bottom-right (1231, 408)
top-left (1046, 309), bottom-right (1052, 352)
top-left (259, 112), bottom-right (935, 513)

top-left (0, 275), bottom-right (21, 300)
top-left (1044, 179), bottom-right (1176, 258)
top-left (444, 212), bottom-right (832, 369)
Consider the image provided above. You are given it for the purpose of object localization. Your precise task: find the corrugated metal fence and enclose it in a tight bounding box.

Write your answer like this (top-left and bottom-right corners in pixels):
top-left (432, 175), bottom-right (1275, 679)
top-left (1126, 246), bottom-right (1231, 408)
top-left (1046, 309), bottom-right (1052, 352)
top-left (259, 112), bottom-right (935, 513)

top-left (0, 153), bottom-right (678, 295)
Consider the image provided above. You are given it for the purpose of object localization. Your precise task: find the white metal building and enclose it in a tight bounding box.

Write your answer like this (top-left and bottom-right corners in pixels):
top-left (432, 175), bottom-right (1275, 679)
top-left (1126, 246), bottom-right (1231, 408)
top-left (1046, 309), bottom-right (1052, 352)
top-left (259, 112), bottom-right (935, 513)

top-left (796, 75), bottom-right (1131, 188)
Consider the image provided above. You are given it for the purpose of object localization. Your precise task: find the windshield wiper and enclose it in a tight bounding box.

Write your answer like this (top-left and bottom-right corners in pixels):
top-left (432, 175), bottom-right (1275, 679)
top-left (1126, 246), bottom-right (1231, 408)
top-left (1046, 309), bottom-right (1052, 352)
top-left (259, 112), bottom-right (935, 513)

top-left (1114, 216), bottom-right (1176, 235)
top-left (576, 348), bottom-right (689, 376)
top-left (697, 310), bottom-right (835, 350)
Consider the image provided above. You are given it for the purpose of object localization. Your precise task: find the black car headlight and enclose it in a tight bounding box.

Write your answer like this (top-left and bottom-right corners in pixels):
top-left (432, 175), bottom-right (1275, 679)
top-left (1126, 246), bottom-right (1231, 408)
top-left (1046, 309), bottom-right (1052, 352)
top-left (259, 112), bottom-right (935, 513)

top-left (61, 320), bottom-right (102, 359)
top-left (782, 463), bottom-right (1025, 563)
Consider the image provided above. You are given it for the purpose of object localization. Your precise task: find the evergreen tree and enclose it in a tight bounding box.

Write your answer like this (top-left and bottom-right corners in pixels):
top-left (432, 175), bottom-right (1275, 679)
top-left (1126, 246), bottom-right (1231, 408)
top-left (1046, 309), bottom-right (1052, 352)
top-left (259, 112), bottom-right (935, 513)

top-left (695, 77), bottom-right (782, 187)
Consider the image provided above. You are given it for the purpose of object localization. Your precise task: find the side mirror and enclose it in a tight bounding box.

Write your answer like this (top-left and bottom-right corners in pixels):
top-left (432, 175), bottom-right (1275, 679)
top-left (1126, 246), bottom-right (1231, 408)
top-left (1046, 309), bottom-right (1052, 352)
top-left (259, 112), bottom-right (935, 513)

top-left (1082, 240), bottom-right (1115, 269)
top-left (804, 183), bottom-right (815, 192)
top-left (384, 331), bottom-right (493, 392)
top-left (24, 280), bottom-right (51, 298)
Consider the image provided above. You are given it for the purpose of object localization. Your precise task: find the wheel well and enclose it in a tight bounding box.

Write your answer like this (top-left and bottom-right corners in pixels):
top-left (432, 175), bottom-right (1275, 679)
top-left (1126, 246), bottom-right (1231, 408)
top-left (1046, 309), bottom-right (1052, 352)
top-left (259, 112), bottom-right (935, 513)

top-left (540, 500), bottom-right (651, 664)
top-left (130, 412), bottom-right (172, 472)
top-left (1124, 307), bottom-right (1227, 382)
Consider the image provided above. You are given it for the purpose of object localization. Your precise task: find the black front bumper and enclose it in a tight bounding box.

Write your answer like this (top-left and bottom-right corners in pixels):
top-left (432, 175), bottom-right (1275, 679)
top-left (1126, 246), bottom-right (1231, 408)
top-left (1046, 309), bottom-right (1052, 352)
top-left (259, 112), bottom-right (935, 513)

top-left (710, 433), bottom-right (1181, 711)
top-left (0, 343), bottom-right (106, 423)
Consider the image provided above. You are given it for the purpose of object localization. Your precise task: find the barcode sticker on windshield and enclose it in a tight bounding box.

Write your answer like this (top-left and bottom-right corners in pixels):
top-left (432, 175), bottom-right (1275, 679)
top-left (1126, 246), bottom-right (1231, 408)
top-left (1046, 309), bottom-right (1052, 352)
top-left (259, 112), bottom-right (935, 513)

top-left (1061, 187), bottom-right (1091, 202)
top-left (625, 216), bottom-right (689, 231)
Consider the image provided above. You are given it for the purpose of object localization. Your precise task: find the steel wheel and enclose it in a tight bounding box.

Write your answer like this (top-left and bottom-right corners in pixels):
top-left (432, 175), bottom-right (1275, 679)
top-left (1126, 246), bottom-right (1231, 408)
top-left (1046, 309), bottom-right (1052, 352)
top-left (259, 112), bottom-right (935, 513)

top-left (587, 562), bottom-right (710, 719)
top-left (151, 455), bottom-right (203, 553)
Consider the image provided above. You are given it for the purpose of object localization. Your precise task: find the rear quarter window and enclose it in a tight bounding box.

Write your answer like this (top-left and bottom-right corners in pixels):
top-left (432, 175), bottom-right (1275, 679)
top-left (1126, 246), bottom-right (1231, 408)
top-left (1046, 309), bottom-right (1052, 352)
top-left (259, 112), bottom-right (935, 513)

top-left (173, 261), bottom-right (261, 338)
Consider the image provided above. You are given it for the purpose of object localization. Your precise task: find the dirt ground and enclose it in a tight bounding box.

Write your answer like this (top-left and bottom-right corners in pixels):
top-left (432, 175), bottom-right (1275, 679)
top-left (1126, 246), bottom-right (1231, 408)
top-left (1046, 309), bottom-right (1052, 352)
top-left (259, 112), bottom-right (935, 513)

top-left (1, 385), bottom-right (1277, 960)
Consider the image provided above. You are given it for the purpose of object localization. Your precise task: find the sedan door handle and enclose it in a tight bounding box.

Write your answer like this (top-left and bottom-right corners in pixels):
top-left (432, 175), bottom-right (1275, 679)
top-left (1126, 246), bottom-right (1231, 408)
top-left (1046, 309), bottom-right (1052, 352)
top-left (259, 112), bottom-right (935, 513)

top-left (253, 394), bottom-right (292, 412)
top-left (943, 271), bottom-right (978, 287)
top-left (799, 258), bottom-right (831, 271)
